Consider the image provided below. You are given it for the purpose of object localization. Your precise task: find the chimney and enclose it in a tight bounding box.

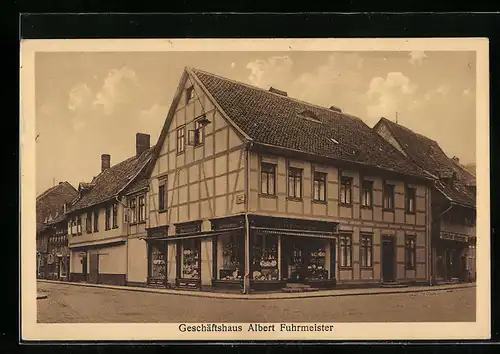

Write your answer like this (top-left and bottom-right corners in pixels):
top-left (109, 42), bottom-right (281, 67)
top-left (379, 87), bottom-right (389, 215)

top-left (329, 106), bottom-right (342, 113)
top-left (136, 133), bottom-right (151, 157)
top-left (269, 87), bottom-right (288, 97)
top-left (101, 154), bottom-right (111, 172)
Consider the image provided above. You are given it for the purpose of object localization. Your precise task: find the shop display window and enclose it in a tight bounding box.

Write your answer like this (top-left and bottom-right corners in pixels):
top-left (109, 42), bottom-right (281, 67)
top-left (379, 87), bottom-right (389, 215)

top-left (150, 244), bottom-right (166, 279)
top-left (307, 247), bottom-right (328, 280)
top-left (181, 239), bottom-right (200, 279)
top-left (252, 233), bottom-right (279, 280)
top-left (220, 234), bottom-right (243, 280)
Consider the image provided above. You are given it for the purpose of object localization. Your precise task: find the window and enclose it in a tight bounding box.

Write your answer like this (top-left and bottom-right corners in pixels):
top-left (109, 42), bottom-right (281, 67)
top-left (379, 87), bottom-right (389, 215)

top-left (190, 118), bottom-right (205, 147)
top-left (105, 205), bottom-right (111, 230)
top-left (77, 216), bottom-right (82, 235)
top-left (360, 234), bottom-right (373, 268)
top-left (138, 195), bottom-right (146, 222)
top-left (405, 186), bottom-right (416, 213)
top-left (129, 198), bottom-right (137, 224)
top-left (186, 86), bottom-right (195, 104)
top-left (251, 233), bottom-right (279, 280)
top-left (85, 212), bottom-right (92, 233)
top-left (158, 178), bottom-right (168, 211)
top-left (93, 210), bottom-right (99, 232)
top-left (176, 126), bottom-right (185, 154)
top-left (150, 243), bottom-right (166, 280)
top-left (313, 171), bottom-right (327, 202)
top-left (181, 239), bottom-right (200, 279)
top-left (340, 176), bottom-right (352, 205)
top-left (383, 183), bottom-right (395, 210)
top-left (112, 203), bottom-right (118, 228)
top-left (260, 162), bottom-right (276, 196)
top-left (361, 180), bottom-right (373, 208)
top-left (405, 236), bottom-right (416, 270)
top-left (340, 234), bottom-right (352, 267)
top-left (219, 234), bottom-right (243, 280)
top-left (288, 167), bottom-right (303, 199)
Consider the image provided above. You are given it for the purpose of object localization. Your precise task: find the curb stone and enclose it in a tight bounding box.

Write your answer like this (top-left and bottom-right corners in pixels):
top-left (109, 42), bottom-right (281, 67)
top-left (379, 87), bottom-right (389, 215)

top-left (37, 279), bottom-right (475, 300)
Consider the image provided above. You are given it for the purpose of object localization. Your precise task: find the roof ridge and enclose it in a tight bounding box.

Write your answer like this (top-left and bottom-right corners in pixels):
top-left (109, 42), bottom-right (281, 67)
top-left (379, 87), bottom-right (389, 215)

top-left (36, 181), bottom-right (76, 201)
top-left (191, 67), bottom-right (361, 121)
top-left (380, 117), bottom-right (439, 145)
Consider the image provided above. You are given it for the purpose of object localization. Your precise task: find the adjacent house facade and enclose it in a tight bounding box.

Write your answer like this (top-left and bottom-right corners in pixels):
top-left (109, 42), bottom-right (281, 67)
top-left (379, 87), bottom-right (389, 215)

top-left (67, 134), bottom-right (153, 286)
top-left (374, 117), bottom-right (477, 284)
top-left (136, 68), bottom-right (434, 293)
top-left (36, 182), bottom-right (78, 280)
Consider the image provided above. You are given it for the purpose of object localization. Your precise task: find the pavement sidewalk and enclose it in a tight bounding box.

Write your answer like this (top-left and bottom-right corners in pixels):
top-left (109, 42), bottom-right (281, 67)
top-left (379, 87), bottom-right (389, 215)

top-left (37, 279), bottom-right (475, 300)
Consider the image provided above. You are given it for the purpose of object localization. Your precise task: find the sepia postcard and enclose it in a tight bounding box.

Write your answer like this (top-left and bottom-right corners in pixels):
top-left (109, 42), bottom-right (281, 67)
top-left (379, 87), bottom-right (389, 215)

top-left (21, 38), bottom-right (490, 341)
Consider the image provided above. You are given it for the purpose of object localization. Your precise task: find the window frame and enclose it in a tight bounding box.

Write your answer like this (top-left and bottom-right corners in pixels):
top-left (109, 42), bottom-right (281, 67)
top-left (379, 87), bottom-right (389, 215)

top-left (129, 197), bottom-right (137, 224)
top-left (85, 211), bottom-right (92, 233)
top-left (405, 185), bottom-right (417, 214)
top-left (360, 233), bottom-right (373, 268)
top-left (105, 205), bottom-right (111, 231)
top-left (287, 166), bottom-right (303, 200)
top-left (186, 86), bottom-right (195, 104)
top-left (193, 118), bottom-right (205, 147)
top-left (383, 183), bottom-right (395, 211)
top-left (339, 175), bottom-right (353, 206)
top-left (112, 203), bottom-right (118, 229)
top-left (76, 216), bottom-right (82, 235)
top-left (339, 233), bottom-right (353, 268)
top-left (312, 171), bottom-right (327, 202)
top-left (260, 162), bottom-right (276, 196)
top-left (93, 209), bottom-right (99, 232)
top-left (405, 235), bottom-right (417, 270)
top-left (138, 195), bottom-right (146, 223)
top-left (361, 179), bottom-right (374, 208)
top-left (158, 178), bottom-right (168, 212)
top-left (176, 125), bottom-right (186, 155)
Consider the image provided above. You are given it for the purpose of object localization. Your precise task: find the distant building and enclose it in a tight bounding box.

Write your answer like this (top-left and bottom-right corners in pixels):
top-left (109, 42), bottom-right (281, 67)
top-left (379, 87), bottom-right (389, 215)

top-left (36, 182), bottom-right (78, 280)
top-left (374, 118), bottom-right (476, 283)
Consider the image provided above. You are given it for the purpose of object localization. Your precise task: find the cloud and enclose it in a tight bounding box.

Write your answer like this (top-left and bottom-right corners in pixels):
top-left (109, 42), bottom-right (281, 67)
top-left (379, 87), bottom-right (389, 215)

top-left (92, 67), bottom-right (140, 115)
top-left (68, 83), bottom-right (93, 111)
top-left (435, 84), bottom-right (451, 96)
top-left (246, 56), bottom-right (293, 89)
top-left (366, 72), bottom-right (417, 121)
top-left (231, 62), bottom-right (236, 69)
top-left (409, 51), bottom-right (428, 65)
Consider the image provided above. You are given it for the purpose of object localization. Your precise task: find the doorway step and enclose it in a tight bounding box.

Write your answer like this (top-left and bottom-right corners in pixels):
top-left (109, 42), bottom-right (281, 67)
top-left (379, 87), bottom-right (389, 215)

top-left (380, 281), bottom-right (408, 288)
top-left (282, 283), bottom-right (320, 293)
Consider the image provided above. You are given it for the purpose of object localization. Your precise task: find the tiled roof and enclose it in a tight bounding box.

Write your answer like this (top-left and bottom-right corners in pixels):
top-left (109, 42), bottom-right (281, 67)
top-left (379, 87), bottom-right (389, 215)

top-left (68, 146), bottom-right (154, 212)
top-left (36, 182), bottom-right (78, 233)
top-left (377, 118), bottom-right (475, 208)
top-left (124, 178), bottom-right (149, 196)
top-left (191, 68), bottom-right (428, 179)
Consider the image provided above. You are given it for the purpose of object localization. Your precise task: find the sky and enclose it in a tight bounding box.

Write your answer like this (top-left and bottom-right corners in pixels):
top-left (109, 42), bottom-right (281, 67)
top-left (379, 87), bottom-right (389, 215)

top-left (35, 50), bottom-right (476, 195)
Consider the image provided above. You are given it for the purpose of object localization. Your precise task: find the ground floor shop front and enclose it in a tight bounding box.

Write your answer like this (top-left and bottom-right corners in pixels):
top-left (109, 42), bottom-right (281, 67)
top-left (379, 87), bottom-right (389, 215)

top-left (143, 214), bottom-right (429, 292)
top-left (433, 232), bottom-right (476, 283)
top-left (69, 241), bottom-right (127, 286)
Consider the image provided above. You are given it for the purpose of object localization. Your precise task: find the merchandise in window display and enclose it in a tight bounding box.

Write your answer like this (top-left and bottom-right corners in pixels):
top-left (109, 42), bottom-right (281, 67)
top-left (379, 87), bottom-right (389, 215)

top-left (252, 242), bottom-right (278, 281)
top-left (182, 247), bottom-right (200, 279)
top-left (220, 240), bottom-right (242, 280)
top-left (308, 247), bottom-right (328, 279)
top-left (151, 248), bottom-right (166, 279)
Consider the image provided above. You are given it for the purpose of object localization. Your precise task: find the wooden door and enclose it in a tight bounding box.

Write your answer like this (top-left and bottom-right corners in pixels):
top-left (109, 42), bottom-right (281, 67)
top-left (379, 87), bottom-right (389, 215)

top-left (382, 236), bottom-right (396, 282)
top-left (89, 253), bottom-right (99, 284)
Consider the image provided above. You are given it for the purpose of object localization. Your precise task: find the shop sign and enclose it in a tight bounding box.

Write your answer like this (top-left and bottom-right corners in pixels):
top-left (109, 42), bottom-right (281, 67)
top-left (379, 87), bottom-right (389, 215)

top-left (147, 226), bottom-right (168, 239)
top-left (236, 194), bottom-right (246, 204)
top-left (175, 221), bottom-right (202, 235)
top-left (249, 215), bottom-right (336, 233)
top-left (211, 215), bottom-right (245, 231)
top-left (441, 231), bottom-right (468, 243)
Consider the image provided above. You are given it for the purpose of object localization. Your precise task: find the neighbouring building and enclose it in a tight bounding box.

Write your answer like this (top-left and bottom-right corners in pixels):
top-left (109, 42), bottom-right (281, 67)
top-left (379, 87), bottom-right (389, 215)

top-left (36, 182), bottom-right (78, 279)
top-left (135, 67), bottom-right (434, 293)
top-left (374, 117), bottom-right (476, 283)
top-left (67, 133), bottom-right (154, 286)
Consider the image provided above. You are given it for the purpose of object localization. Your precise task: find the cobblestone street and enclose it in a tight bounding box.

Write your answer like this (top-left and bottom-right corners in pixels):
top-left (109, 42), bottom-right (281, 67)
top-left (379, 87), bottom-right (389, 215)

top-left (36, 281), bottom-right (476, 323)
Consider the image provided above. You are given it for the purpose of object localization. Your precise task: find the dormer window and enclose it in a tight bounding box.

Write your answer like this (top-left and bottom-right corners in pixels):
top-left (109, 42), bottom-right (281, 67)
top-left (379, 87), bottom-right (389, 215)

top-left (297, 110), bottom-right (321, 123)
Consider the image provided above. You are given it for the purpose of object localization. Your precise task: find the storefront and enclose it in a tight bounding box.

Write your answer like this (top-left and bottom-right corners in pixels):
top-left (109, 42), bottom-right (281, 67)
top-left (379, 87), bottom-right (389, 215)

top-left (435, 231), bottom-right (470, 282)
top-left (144, 215), bottom-right (338, 292)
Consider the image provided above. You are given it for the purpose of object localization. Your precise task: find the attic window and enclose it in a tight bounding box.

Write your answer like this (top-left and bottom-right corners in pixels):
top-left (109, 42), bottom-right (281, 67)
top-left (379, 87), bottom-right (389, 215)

top-left (269, 87), bottom-right (288, 96)
top-left (186, 86), bottom-right (195, 104)
top-left (297, 110), bottom-right (321, 123)
top-left (330, 138), bottom-right (339, 144)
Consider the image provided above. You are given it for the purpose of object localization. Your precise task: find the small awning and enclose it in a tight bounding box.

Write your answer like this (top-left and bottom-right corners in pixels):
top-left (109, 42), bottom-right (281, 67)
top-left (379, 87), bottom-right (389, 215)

top-left (140, 227), bottom-right (244, 241)
top-left (251, 226), bottom-right (337, 239)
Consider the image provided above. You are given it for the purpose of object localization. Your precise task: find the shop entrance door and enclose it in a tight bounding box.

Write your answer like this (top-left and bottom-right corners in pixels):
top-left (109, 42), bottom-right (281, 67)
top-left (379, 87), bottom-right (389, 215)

top-left (286, 239), bottom-right (306, 283)
top-left (89, 253), bottom-right (99, 284)
top-left (382, 236), bottom-right (396, 282)
top-left (82, 254), bottom-right (88, 281)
